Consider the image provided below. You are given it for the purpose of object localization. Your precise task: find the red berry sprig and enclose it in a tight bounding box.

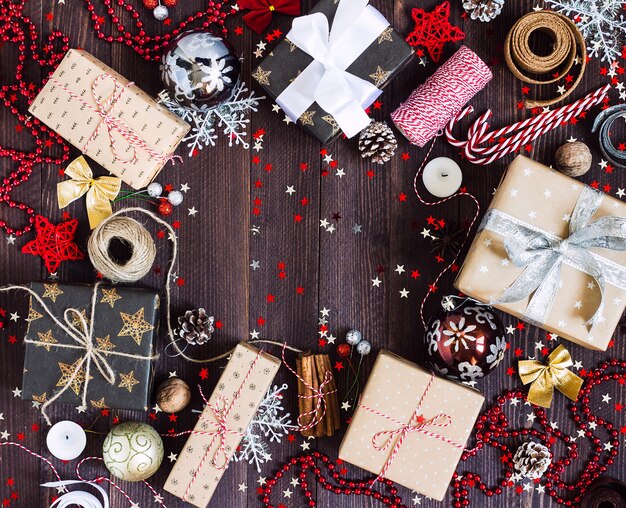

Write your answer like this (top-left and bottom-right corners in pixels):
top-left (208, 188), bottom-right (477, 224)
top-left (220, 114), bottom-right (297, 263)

top-left (260, 452), bottom-right (407, 507)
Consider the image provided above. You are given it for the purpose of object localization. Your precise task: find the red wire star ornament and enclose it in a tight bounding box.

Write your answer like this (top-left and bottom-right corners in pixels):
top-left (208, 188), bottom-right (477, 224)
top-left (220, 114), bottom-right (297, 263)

top-left (405, 1), bottom-right (465, 63)
top-left (21, 215), bottom-right (85, 273)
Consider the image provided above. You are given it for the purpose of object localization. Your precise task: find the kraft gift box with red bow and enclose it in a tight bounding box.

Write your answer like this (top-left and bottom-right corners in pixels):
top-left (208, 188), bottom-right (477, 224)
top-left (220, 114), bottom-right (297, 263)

top-left (164, 342), bottom-right (280, 508)
top-left (339, 350), bottom-right (484, 501)
top-left (29, 49), bottom-right (190, 190)
top-left (253, 0), bottom-right (414, 144)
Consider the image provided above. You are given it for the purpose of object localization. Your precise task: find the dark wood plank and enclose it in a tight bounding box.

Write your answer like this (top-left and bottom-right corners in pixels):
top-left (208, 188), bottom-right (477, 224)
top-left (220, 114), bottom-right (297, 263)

top-left (0, 0), bottom-right (624, 507)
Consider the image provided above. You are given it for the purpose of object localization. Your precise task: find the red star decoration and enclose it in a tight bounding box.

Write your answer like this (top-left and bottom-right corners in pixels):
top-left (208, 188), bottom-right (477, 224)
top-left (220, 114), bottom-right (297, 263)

top-left (21, 215), bottom-right (84, 273)
top-left (405, 1), bottom-right (465, 63)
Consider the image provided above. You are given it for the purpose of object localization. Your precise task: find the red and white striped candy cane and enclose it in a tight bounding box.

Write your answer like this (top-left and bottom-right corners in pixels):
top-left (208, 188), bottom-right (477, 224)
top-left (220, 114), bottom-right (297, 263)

top-left (445, 85), bottom-right (610, 165)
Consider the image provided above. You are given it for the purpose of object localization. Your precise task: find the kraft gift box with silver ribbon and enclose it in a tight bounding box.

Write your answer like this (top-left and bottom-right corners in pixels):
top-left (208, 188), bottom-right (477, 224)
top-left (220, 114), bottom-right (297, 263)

top-left (455, 155), bottom-right (626, 351)
top-left (253, 0), bottom-right (414, 144)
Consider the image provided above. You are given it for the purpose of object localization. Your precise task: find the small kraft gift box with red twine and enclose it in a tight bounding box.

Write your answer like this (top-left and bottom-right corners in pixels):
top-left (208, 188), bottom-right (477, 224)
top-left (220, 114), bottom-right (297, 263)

top-left (164, 342), bottom-right (280, 508)
top-left (455, 155), bottom-right (626, 351)
top-left (29, 49), bottom-right (190, 190)
top-left (338, 350), bottom-right (484, 501)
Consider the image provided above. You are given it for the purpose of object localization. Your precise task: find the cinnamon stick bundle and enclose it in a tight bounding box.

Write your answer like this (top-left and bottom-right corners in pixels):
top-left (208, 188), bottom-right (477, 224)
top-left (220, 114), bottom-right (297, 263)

top-left (297, 353), bottom-right (341, 437)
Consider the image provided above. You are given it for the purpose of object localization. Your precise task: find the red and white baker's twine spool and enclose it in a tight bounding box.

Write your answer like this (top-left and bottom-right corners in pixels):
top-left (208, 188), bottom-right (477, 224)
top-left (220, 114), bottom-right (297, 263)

top-left (391, 46), bottom-right (493, 148)
top-left (445, 85), bottom-right (610, 165)
top-left (359, 373), bottom-right (466, 482)
top-left (281, 343), bottom-right (337, 432)
top-left (48, 74), bottom-right (181, 167)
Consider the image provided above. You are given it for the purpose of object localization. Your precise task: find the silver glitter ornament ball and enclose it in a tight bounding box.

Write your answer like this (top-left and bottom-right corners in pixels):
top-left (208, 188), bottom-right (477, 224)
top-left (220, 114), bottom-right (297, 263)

top-left (356, 340), bottom-right (371, 356)
top-left (167, 190), bottom-right (184, 206)
top-left (147, 182), bottom-right (163, 198)
top-left (153, 4), bottom-right (169, 21)
top-left (346, 329), bottom-right (362, 346)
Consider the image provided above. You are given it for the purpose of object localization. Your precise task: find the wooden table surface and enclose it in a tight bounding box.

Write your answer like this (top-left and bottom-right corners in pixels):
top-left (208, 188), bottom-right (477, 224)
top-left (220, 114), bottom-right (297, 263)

top-left (0, 0), bottom-right (624, 507)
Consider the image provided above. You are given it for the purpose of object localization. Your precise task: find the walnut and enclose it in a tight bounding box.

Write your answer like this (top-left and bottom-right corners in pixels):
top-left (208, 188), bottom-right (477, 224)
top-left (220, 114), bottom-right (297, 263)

top-left (555, 141), bottom-right (592, 177)
top-left (156, 377), bottom-right (191, 413)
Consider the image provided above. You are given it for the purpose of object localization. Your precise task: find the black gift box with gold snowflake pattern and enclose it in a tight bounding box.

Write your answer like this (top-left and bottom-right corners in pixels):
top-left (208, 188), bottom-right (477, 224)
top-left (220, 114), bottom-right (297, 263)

top-left (22, 282), bottom-right (159, 412)
top-left (253, 0), bottom-right (414, 144)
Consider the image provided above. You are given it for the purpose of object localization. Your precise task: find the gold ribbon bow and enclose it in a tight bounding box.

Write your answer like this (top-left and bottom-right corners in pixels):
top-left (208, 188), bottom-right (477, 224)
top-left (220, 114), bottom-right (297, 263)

top-left (57, 156), bottom-right (121, 229)
top-left (519, 345), bottom-right (583, 408)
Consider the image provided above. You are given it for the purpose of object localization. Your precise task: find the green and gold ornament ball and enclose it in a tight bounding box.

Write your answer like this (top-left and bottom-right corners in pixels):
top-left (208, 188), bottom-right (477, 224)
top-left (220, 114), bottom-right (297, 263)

top-left (102, 421), bottom-right (164, 482)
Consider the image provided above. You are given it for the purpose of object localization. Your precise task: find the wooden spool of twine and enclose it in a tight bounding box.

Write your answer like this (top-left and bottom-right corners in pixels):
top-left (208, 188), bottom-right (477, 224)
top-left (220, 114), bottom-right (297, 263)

top-left (88, 214), bottom-right (157, 283)
top-left (504, 11), bottom-right (586, 108)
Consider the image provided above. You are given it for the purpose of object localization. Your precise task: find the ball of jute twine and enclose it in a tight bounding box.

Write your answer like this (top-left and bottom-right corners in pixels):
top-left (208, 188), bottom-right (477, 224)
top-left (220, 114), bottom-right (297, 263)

top-left (504, 10), bottom-right (586, 108)
top-left (87, 215), bottom-right (157, 283)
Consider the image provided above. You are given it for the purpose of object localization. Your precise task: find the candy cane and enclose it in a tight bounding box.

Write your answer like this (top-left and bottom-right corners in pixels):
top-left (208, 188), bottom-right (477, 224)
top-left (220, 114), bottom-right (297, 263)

top-left (445, 85), bottom-right (610, 165)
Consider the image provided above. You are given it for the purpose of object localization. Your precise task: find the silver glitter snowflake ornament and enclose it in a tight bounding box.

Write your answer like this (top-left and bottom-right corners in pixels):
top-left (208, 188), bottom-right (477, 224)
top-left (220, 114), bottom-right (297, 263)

top-left (546, 0), bottom-right (626, 62)
top-left (158, 81), bottom-right (265, 155)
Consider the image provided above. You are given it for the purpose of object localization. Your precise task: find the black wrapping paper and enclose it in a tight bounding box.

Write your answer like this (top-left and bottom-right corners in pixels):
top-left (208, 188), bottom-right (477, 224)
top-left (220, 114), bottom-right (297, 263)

top-left (253, 0), bottom-right (414, 144)
top-left (22, 282), bottom-right (159, 411)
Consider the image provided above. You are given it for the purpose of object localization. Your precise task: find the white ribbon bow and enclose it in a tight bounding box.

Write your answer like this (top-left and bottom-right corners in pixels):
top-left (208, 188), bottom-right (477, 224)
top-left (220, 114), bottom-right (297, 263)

top-left (276, 0), bottom-right (389, 138)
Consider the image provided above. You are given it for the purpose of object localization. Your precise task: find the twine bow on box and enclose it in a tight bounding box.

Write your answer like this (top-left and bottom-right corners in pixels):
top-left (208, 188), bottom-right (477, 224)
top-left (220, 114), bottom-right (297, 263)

top-left (359, 373), bottom-right (465, 482)
top-left (276, 0), bottom-right (389, 138)
top-left (480, 185), bottom-right (626, 329)
top-left (519, 345), bottom-right (583, 408)
top-left (57, 156), bottom-right (121, 229)
top-left (0, 283), bottom-right (157, 425)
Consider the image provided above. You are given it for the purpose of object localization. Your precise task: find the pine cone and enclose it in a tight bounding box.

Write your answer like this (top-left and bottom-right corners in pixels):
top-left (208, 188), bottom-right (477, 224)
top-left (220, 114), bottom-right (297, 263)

top-left (513, 441), bottom-right (551, 479)
top-left (462, 0), bottom-right (505, 22)
top-left (358, 121), bottom-right (397, 164)
top-left (176, 308), bottom-right (214, 345)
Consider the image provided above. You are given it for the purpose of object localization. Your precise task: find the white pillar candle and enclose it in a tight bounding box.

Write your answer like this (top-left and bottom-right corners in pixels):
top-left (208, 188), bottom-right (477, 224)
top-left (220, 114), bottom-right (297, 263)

top-left (46, 421), bottom-right (87, 461)
top-left (422, 157), bottom-right (463, 198)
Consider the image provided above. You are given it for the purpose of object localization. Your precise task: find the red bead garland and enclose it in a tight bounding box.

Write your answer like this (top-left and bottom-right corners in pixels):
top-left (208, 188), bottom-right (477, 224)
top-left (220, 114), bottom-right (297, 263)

top-left (0, 1), bottom-right (71, 237)
top-left (83, 0), bottom-right (238, 61)
top-left (265, 359), bottom-right (626, 507)
top-left (261, 452), bottom-right (408, 508)
top-left (454, 359), bottom-right (624, 506)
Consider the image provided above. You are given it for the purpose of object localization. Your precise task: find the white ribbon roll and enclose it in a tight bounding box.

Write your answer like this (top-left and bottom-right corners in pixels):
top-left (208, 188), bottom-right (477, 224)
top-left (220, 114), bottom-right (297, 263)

top-left (42, 480), bottom-right (109, 508)
top-left (276, 0), bottom-right (389, 138)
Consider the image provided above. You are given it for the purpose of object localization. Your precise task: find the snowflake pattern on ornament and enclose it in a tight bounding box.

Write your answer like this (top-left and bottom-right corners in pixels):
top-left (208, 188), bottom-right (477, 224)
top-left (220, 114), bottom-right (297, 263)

top-left (545, 0), bottom-right (626, 62)
top-left (234, 383), bottom-right (296, 472)
top-left (158, 82), bottom-right (265, 155)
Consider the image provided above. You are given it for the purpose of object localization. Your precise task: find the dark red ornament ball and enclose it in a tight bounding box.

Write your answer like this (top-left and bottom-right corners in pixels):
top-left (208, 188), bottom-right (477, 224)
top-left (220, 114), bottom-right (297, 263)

top-left (336, 343), bottom-right (351, 358)
top-left (424, 297), bottom-right (507, 382)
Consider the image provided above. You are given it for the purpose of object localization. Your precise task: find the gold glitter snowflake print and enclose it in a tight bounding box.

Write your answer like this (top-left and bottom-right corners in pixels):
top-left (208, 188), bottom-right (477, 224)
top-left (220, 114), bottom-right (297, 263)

top-left (42, 283), bottom-right (63, 302)
top-left (378, 26), bottom-right (393, 44)
top-left (56, 359), bottom-right (93, 396)
top-left (26, 306), bottom-right (43, 322)
top-left (118, 370), bottom-right (140, 392)
top-left (252, 66), bottom-right (272, 86)
top-left (96, 335), bottom-right (116, 354)
top-left (90, 397), bottom-right (108, 409)
top-left (299, 110), bottom-right (316, 126)
top-left (36, 330), bottom-right (58, 351)
top-left (100, 288), bottom-right (122, 308)
top-left (369, 66), bottom-right (391, 87)
top-left (118, 308), bottom-right (154, 345)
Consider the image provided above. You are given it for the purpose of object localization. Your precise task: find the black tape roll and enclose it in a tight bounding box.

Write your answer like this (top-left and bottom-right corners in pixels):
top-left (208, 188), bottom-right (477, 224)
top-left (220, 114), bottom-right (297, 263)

top-left (581, 482), bottom-right (626, 508)
top-left (592, 104), bottom-right (626, 171)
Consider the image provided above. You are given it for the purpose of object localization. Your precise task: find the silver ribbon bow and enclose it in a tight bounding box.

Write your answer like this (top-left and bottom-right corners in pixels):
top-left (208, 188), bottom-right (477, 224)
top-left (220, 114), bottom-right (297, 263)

top-left (480, 186), bottom-right (626, 327)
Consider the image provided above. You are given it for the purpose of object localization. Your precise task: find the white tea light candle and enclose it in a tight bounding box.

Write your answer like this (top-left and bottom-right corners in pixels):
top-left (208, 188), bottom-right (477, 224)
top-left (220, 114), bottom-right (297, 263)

top-left (46, 420), bottom-right (87, 461)
top-left (422, 157), bottom-right (463, 198)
